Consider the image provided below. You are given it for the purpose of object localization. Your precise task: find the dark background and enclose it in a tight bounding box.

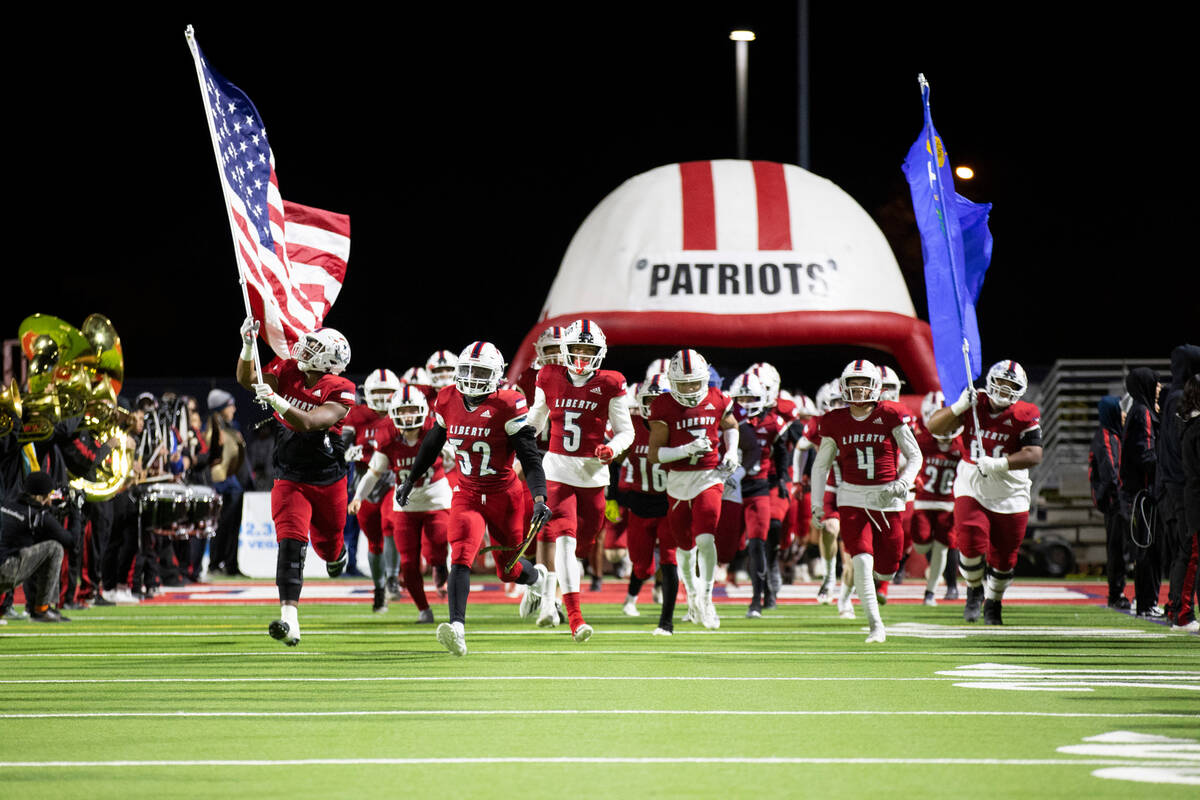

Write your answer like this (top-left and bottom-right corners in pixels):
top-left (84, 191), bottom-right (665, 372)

top-left (5, 5), bottom-right (1196, 402)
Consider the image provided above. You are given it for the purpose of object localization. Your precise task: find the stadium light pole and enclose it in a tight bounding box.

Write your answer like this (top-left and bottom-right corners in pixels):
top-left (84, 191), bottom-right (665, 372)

top-left (730, 30), bottom-right (755, 159)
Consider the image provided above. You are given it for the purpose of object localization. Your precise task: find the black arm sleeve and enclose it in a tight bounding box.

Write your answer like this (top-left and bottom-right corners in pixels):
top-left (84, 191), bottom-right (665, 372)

top-left (771, 436), bottom-right (791, 484)
top-left (406, 424), bottom-right (447, 484)
top-left (510, 426), bottom-right (547, 500)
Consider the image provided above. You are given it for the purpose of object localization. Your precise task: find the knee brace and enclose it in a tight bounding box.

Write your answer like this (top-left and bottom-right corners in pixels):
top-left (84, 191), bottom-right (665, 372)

top-left (276, 539), bottom-right (308, 603)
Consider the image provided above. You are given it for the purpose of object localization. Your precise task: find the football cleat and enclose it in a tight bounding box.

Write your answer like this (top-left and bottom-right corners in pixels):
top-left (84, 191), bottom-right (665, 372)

top-left (590, 574), bottom-right (603, 592)
top-left (816, 576), bottom-right (834, 605)
top-left (622, 599), bottom-right (640, 617)
top-left (386, 576), bottom-right (403, 600)
top-left (268, 620), bottom-right (299, 647)
top-left (865, 623), bottom-right (887, 644)
top-left (923, 590), bottom-right (938, 607)
top-left (436, 622), bottom-right (467, 656)
top-left (963, 586), bottom-right (984, 622)
top-left (700, 599), bottom-right (721, 630)
top-left (416, 608), bottom-right (435, 624)
top-left (1170, 620), bottom-right (1199, 633)
top-left (326, 546), bottom-right (349, 578)
top-left (982, 598), bottom-right (1004, 625)
top-left (944, 585), bottom-right (960, 601)
top-left (682, 595), bottom-right (700, 624)
top-left (572, 623), bottom-right (594, 643)
top-left (372, 587), bottom-right (388, 614)
top-left (875, 580), bottom-right (889, 605)
top-left (746, 606), bottom-right (763, 619)
top-left (652, 626), bottom-right (673, 637)
top-left (536, 600), bottom-right (559, 628)
top-left (519, 565), bottom-right (547, 619)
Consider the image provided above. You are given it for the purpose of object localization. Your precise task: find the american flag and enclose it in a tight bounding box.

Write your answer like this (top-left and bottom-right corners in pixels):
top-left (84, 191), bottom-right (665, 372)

top-left (186, 27), bottom-right (350, 359)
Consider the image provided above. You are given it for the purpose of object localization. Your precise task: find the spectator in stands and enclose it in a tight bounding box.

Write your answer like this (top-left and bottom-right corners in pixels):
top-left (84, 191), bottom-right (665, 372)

top-left (1088, 396), bottom-right (1128, 609)
top-left (204, 389), bottom-right (247, 577)
top-left (1156, 345), bottom-right (1199, 624)
top-left (245, 424), bottom-right (275, 490)
top-left (1119, 367), bottom-right (1163, 617)
top-left (1176, 375), bottom-right (1200, 632)
top-left (0, 472), bottom-right (75, 621)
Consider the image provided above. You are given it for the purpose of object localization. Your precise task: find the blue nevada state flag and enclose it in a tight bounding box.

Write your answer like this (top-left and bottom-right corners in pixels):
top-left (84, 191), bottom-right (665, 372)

top-left (901, 77), bottom-right (993, 401)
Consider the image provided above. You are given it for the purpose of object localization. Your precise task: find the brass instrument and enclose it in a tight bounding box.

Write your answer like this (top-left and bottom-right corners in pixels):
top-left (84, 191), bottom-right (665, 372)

top-left (0, 380), bottom-right (21, 439)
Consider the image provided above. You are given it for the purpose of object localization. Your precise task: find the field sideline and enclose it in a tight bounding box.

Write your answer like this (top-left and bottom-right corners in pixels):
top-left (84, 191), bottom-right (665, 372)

top-left (0, 582), bottom-right (1196, 798)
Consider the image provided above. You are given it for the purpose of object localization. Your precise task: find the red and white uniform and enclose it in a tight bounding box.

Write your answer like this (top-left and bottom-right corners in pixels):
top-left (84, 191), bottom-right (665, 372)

top-left (649, 386), bottom-right (732, 551)
top-left (343, 404), bottom-right (398, 554)
top-left (432, 386), bottom-right (531, 579)
top-left (526, 365), bottom-right (633, 548)
top-left (913, 430), bottom-right (964, 548)
top-left (955, 401), bottom-right (1041, 514)
top-left (619, 422), bottom-right (675, 576)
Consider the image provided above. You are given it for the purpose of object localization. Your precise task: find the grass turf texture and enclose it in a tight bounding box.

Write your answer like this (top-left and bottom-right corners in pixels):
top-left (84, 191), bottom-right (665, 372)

top-left (1, 596), bottom-right (1197, 798)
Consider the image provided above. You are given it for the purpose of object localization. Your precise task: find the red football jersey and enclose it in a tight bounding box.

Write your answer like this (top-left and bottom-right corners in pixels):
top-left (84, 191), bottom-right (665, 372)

top-left (342, 404), bottom-right (397, 461)
top-left (263, 358), bottom-right (356, 434)
top-left (914, 430), bottom-right (964, 503)
top-left (648, 386), bottom-right (732, 472)
top-left (432, 385), bottom-right (529, 491)
top-left (619, 422), bottom-right (668, 495)
top-left (535, 365), bottom-right (626, 457)
top-left (377, 419), bottom-right (445, 489)
top-left (817, 400), bottom-right (911, 486)
top-left (745, 410), bottom-right (784, 480)
top-left (774, 395), bottom-right (797, 423)
top-left (961, 400), bottom-right (1041, 464)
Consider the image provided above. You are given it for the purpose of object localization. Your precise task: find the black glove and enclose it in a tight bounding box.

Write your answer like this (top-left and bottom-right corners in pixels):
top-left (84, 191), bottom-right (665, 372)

top-left (530, 501), bottom-right (551, 531)
top-left (777, 483), bottom-right (788, 499)
top-left (395, 478), bottom-right (414, 508)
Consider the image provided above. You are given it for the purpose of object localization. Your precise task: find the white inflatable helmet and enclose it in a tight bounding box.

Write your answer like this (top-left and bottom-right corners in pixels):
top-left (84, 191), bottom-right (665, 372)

top-left (456, 341), bottom-right (505, 398)
top-left (985, 360), bottom-right (1028, 408)
top-left (291, 328), bottom-right (351, 375)
top-left (561, 319), bottom-right (607, 377)
top-left (388, 384), bottom-right (429, 430)
top-left (363, 368), bottom-right (401, 412)
top-left (425, 350), bottom-right (459, 388)
top-left (839, 359), bottom-right (882, 404)
top-left (667, 349), bottom-right (710, 408)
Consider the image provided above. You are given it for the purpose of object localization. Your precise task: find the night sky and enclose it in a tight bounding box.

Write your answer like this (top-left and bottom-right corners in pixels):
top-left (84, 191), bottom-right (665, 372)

top-left (5, 6), bottom-right (1196, 399)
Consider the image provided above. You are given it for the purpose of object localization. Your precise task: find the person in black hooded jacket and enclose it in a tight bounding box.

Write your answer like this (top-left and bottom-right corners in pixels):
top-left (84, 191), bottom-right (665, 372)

top-left (1155, 344), bottom-right (1200, 623)
top-left (1175, 375), bottom-right (1200, 631)
top-left (1089, 396), bottom-right (1128, 609)
top-left (1119, 367), bottom-right (1163, 617)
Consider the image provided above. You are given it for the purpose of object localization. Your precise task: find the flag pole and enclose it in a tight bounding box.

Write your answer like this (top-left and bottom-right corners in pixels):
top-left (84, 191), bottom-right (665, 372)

top-left (185, 25), bottom-right (263, 387)
top-left (918, 74), bottom-right (984, 456)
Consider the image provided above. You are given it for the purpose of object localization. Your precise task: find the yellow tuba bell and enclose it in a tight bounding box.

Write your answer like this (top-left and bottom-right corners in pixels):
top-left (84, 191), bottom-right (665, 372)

top-left (0, 379), bottom-right (21, 439)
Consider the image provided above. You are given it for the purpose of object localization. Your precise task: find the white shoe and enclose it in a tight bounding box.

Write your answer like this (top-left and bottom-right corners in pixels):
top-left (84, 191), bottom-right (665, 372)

top-left (923, 590), bottom-right (938, 607)
top-left (1171, 620), bottom-right (1199, 633)
top-left (652, 627), bottom-right (673, 637)
top-left (519, 565), bottom-right (547, 619)
top-left (572, 623), bottom-right (594, 643)
top-left (536, 602), bottom-right (559, 628)
top-left (110, 586), bottom-right (139, 604)
top-left (622, 599), bottom-right (640, 617)
top-left (746, 607), bottom-right (762, 619)
top-left (865, 623), bottom-right (886, 644)
top-left (700, 598), bottom-right (721, 630)
top-left (816, 576), bottom-right (834, 605)
top-left (437, 622), bottom-right (467, 656)
top-left (682, 595), bottom-right (699, 624)
top-left (416, 608), bottom-right (435, 624)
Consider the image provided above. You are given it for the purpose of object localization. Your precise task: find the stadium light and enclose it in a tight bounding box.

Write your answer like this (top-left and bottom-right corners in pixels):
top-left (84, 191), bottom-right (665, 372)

top-left (729, 30), bottom-right (756, 41)
top-left (956, 166), bottom-right (975, 180)
top-left (731, 30), bottom-right (755, 158)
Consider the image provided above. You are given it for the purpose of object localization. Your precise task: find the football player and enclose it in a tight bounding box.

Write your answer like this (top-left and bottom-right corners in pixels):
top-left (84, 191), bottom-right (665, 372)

top-left (524, 320), bottom-right (634, 640)
top-left (614, 376), bottom-right (673, 627)
top-left (395, 341), bottom-right (551, 656)
top-left (648, 349), bottom-right (739, 631)
top-left (877, 365), bottom-right (914, 599)
top-left (810, 360), bottom-right (922, 643)
top-left (927, 361), bottom-right (1042, 624)
top-left (351, 386), bottom-right (450, 623)
top-left (425, 350), bottom-right (458, 392)
top-left (341, 368), bottom-right (401, 612)
top-left (237, 319), bottom-right (356, 647)
top-left (748, 362), bottom-right (800, 598)
top-left (913, 391), bottom-right (965, 606)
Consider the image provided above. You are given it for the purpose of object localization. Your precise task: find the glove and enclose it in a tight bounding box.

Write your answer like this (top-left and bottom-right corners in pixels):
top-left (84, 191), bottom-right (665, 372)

top-left (604, 499), bottom-right (622, 524)
top-left (871, 480), bottom-right (909, 506)
top-left (395, 478), bottom-right (415, 508)
top-left (530, 501), bottom-right (552, 531)
top-left (976, 454), bottom-right (1009, 477)
top-left (719, 450), bottom-right (739, 473)
top-left (777, 483), bottom-right (789, 499)
top-left (810, 504), bottom-right (825, 526)
top-left (239, 317), bottom-right (260, 360)
top-left (344, 444), bottom-right (364, 464)
top-left (253, 383), bottom-right (289, 415)
top-left (949, 387), bottom-right (973, 416)
top-left (594, 444), bottom-right (615, 464)
top-left (684, 436), bottom-right (713, 457)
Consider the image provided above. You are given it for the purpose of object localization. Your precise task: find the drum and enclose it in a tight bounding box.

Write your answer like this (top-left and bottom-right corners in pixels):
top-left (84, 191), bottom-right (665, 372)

top-left (184, 485), bottom-right (222, 539)
top-left (136, 482), bottom-right (190, 533)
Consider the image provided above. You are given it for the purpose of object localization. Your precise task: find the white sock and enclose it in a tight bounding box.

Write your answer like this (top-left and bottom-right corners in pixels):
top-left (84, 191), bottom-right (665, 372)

top-left (984, 568), bottom-right (1014, 601)
top-left (926, 542), bottom-right (948, 594)
top-left (852, 553), bottom-right (881, 628)
top-left (696, 534), bottom-right (717, 599)
top-left (677, 548), bottom-right (697, 601)
top-left (451, 620), bottom-right (464, 634)
top-left (280, 604), bottom-right (299, 638)
top-left (367, 551), bottom-right (385, 589)
top-left (540, 571), bottom-right (558, 612)
top-left (556, 536), bottom-right (581, 593)
top-left (624, 594), bottom-right (637, 606)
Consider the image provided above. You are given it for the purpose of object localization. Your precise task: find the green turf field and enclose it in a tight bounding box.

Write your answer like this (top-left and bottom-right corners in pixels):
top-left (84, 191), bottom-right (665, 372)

top-left (1, 597), bottom-right (1197, 798)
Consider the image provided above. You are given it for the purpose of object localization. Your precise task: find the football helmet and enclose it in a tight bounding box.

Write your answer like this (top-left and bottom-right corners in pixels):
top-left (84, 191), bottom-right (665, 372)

top-left (291, 328), bottom-right (351, 375)
top-left (815, 380), bottom-right (847, 414)
top-left (839, 359), bottom-right (882, 404)
top-left (794, 393), bottom-right (818, 418)
top-left (878, 365), bottom-right (903, 402)
top-left (388, 384), bottom-right (429, 431)
top-left (985, 360), bottom-right (1028, 408)
top-left (561, 319), bottom-right (607, 377)
top-left (363, 368), bottom-right (401, 412)
top-left (534, 326), bottom-right (566, 369)
top-left (749, 362), bottom-right (782, 406)
top-left (400, 366), bottom-right (431, 386)
top-left (456, 341), bottom-right (505, 398)
top-left (921, 390), bottom-right (962, 440)
top-left (730, 372), bottom-right (768, 418)
top-left (425, 350), bottom-right (459, 388)
top-left (636, 373), bottom-right (669, 418)
top-left (667, 349), bottom-right (709, 408)
top-left (645, 358), bottom-right (671, 380)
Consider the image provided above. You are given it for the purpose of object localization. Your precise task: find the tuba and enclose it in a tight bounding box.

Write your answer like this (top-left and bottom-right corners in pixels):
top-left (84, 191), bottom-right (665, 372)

top-left (0, 379), bottom-right (21, 439)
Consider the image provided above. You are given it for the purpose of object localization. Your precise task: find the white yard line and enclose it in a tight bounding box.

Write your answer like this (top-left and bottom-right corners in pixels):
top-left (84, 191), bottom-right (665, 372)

top-left (0, 652), bottom-right (321, 658)
top-left (1, 709), bottom-right (1194, 720)
top-left (0, 627), bottom-right (1170, 638)
top-left (0, 757), bottom-right (1191, 768)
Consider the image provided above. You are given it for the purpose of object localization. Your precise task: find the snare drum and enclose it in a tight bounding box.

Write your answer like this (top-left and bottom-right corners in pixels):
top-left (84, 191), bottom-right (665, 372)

top-left (137, 482), bottom-right (190, 533)
top-left (184, 485), bottom-right (222, 538)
